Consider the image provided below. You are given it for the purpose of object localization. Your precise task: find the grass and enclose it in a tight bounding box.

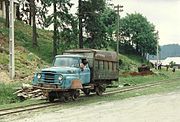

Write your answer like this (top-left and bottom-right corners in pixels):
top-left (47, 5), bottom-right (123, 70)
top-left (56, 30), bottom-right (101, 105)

top-left (0, 17), bottom-right (53, 63)
top-left (0, 82), bottom-right (21, 105)
top-left (0, 82), bottom-right (46, 109)
top-left (119, 53), bottom-right (144, 72)
top-left (0, 69), bottom-right (180, 110)
top-left (116, 68), bottom-right (180, 86)
top-left (0, 17), bottom-right (50, 80)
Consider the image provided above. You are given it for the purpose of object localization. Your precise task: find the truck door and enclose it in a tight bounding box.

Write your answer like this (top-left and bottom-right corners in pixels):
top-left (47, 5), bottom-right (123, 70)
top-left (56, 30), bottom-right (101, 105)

top-left (79, 59), bottom-right (90, 84)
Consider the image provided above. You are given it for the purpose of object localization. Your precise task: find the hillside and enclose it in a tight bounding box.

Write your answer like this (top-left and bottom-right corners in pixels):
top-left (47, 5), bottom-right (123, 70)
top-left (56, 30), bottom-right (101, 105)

top-left (0, 17), bottom-right (144, 82)
top-left (149, 44), bottom-right (180, 60)
top-left (0, 17), bottom-right (53, 82)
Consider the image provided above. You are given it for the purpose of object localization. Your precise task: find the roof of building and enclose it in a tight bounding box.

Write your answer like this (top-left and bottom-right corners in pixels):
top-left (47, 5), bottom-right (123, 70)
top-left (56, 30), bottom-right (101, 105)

top-left (162, 57), bottom-right (180, 65)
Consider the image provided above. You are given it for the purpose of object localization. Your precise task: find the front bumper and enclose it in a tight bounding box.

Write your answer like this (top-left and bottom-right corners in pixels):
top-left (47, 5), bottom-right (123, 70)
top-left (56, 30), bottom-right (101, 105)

top-left (33, 83), bottom-right (68, 92)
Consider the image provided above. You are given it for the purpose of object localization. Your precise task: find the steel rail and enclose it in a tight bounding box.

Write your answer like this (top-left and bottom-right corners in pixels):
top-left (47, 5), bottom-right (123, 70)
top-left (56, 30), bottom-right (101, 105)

top-left (0, 102), bottom-right (49, 112)
top-left (0, 103), bottom-right (59, 116)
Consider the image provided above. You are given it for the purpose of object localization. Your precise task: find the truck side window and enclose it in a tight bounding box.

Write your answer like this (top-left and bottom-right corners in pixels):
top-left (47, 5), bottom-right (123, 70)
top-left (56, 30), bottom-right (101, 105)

top-left (80, 59), bottom-right (88, 69)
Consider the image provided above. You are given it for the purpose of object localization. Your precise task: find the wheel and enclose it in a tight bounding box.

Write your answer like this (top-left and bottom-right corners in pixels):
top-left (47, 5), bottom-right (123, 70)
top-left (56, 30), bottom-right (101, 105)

top-left (48, 96), bottom-right (55, 102)
top-left (72, 90), bottom-right (80, 101)
top-left (62, 95), bottom-right (70, 103)
top-left (95, 86), bottom-right (103, 96)
top-left (48, 92), bottom-right (55, 102)
top-left (82, 89), bottom-right (91, 96)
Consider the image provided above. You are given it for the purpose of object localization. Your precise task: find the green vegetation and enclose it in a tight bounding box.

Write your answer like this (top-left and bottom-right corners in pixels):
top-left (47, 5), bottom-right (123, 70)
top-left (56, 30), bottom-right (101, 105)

top-left (0, 17), bottom-right (53, 63)
top-left (0, 17), bottom-right (50, 80)
top-left (120, 13), bottom-right (158, 56)
top-left (118, 68), bottom-right (180, 86)
top-left (0, 82), bottom-right (21, 105)
top-left (119, 53), bottom-right (144, 72)
top-left (0, 69), bottom-right (180, 109)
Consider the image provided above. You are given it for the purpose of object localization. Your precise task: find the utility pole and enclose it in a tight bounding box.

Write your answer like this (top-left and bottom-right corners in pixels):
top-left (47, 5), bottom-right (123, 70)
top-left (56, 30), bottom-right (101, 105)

top-left (114, 4), bottom-right (123, 55)
top-left (156, 41), bottom-right (159, 70)
top-left (9, 0), bottom-right (15, 79)
top-left (156, 31), bottom-right (159, 70)
top-left (79, 0), bottom-right (83, 48)
top-left (114, 4), bottom-right (123, 78)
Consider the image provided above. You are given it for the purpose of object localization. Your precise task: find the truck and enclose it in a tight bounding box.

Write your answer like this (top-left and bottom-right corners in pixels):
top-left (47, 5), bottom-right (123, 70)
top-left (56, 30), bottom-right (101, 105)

top-left (33, 49), bottom-right (119, 102)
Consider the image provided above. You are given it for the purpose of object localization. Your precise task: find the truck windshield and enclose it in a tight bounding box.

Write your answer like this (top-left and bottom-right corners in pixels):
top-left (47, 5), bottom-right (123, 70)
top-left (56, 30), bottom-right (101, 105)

top-left (53, 57), bottom-right (79, 68)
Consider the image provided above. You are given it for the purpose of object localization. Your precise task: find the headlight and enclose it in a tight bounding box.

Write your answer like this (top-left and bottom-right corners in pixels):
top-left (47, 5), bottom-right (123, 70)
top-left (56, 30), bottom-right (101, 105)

top-left (58, 75), bottom-right (63, 81)
top-left (37, 74), bottom-right (41, 79)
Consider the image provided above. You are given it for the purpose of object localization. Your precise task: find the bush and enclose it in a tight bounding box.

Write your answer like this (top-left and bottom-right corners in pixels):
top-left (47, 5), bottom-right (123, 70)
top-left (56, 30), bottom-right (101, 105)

top-left (0, 83), bottom-right (20, 104)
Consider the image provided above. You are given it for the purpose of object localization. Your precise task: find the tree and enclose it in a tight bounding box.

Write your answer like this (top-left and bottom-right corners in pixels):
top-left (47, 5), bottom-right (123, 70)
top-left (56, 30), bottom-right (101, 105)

top-left (80, 0), bottom-right (108, 49)
top-left (41, 0), bottom-right (77, 57)
top-left (29, 0), bottom-right (38, 47)
top-left (5, 0), bottom-right (9, 27)
top-left (78, 0), bottom-right (83, 48)
top-left (100, 7), bottom-right (117, 49)
top-left (18, 0), bottom-right (40, 47)
top-left (119, 13), bottom-right (158, 56)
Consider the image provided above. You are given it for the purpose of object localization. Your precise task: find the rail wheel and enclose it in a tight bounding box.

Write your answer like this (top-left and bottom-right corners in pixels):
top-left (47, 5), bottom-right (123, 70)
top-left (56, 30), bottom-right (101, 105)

top-left (95, 86), bottom-right (103, 96)
top-left (72, 90), bottom-right (80, 101)
top-left (62, 96), bottom-right (70, 103)
top-left (48, 95), bottom-right (55, 102)
top-left (48, 92), bottom-right (55, 102)
top-left (82, 89), bottom-right (91, 96)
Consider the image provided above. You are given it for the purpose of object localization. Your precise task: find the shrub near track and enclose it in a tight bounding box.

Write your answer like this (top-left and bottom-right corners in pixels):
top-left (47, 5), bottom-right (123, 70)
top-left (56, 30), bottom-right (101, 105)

top-left (0, 82), bottom-right (21, 104)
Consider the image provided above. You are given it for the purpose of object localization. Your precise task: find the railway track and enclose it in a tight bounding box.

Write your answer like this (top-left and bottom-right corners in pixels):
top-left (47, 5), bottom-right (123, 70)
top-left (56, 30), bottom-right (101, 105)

top-left (0, 102), bottom-right (59, 116)
top-left (0, 78), bottom-right (180, 117)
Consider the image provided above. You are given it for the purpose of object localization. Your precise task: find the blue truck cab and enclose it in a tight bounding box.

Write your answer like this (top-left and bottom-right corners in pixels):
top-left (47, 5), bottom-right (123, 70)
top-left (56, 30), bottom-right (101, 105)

top-left (33, 55), bottom-right (90, 91)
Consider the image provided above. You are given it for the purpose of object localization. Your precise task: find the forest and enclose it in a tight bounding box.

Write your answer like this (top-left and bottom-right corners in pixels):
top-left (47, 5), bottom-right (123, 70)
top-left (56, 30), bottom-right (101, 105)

top-left (2, 0), bottom-right (159, 58)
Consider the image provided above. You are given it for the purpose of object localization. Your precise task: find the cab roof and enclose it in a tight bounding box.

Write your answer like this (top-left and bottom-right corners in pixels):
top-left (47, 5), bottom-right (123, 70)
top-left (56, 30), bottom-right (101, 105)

top-left (55, 54), bottom-right (86, 58)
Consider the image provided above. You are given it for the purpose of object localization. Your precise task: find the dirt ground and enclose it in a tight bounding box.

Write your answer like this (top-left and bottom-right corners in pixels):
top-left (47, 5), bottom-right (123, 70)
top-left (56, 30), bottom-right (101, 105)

top-left (2, 91), bottom-right (180, 122)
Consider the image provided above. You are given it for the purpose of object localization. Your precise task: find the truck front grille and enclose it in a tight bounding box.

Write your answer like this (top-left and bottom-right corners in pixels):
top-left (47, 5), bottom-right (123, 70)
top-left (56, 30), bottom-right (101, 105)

top-left (45, 73), bottom-right (55, 80)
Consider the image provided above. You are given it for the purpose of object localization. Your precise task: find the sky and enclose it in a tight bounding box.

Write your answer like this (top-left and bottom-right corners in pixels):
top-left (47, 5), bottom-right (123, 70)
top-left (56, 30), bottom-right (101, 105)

top-left (71, 0), bottom-right (180, 46)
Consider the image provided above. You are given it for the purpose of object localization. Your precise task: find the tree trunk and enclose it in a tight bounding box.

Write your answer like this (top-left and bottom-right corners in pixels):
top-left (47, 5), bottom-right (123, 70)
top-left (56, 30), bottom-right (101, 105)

top-left (53, 1), bottom-right (58, 57)
top-left (32, 0), bottom-right (37, 47)
top-left (29, 1), bottom-right (32, 25)
top-left (78, 0), bottom-right (83, 48)
top-left (16, 4), bottom-right (21, 20)
top-left (5, 0), bottom-right (9, 28)
top-left (30, 0), bottom-right (38, 47)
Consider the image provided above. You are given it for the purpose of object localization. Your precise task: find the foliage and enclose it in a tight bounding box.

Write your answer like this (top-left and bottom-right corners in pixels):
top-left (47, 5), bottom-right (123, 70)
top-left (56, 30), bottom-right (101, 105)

top-left (81, 0), bottom-right (117, 49)
top-left (169, 61), bottom-right (176, 68)
top-left (119, 54), bottom-right (144, 72)
top-left (41, 0), bottom-right (78, 56)
top-left (0, 83), bottom-right (20, 104)
top-left (119, 13), bottom-right (158, 56)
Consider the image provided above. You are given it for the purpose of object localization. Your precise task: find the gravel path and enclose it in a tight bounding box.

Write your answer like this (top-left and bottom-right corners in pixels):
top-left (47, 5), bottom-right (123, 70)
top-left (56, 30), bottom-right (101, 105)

top-left (2, 91), bottom-right (180, 122)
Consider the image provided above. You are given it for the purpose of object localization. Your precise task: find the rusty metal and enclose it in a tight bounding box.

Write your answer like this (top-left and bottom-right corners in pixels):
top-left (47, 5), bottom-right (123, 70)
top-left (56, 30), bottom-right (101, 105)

top-left (64, 49), bottom-right (119, 82)
top-left (71, 80), bottom-right (83, 89)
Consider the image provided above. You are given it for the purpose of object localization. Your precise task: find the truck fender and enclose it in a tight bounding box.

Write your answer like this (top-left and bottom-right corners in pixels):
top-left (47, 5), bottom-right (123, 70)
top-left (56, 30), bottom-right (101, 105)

top-left (71, 80), bottom-right (83, 89)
